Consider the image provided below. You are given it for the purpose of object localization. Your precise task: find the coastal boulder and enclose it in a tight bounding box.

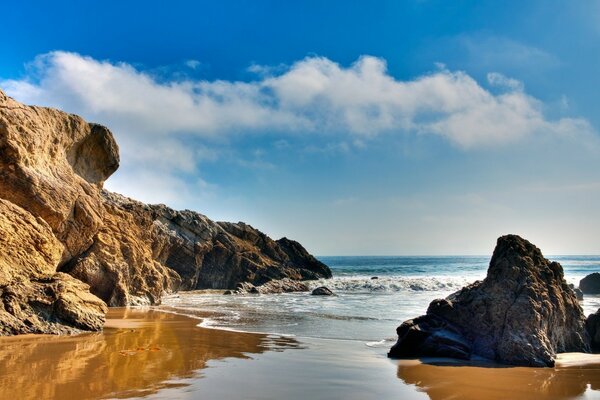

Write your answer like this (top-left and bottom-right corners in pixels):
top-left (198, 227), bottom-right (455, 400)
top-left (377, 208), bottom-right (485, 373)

top-left (587, 309), bottom-right (600, 352)
top-left (311, 287), bottom-right (334, 296)
top-left (388, 235), bottom-right (590, 367)
top-left (0, 199), bottom-right (106, 334)
top-left (231, 279), bottom-right (309, 294)
top-left (580, 273), bottom-right (600, 294)
top-left (569, 284), bottom-right (584, 300)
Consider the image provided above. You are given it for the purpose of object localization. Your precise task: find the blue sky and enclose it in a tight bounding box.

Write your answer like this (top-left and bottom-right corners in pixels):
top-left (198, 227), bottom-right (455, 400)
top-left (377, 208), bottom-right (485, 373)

top-left (2, 0), bottom-right (600, 255)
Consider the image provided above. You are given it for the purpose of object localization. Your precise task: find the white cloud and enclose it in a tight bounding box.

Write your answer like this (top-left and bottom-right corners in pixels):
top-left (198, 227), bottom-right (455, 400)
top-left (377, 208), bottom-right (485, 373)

top-left (1, 51), bottom-right (596, 205)
top-left (2, 51), bottom-right (592, 150)
top-left (487, 72), bottom-right (524, 91)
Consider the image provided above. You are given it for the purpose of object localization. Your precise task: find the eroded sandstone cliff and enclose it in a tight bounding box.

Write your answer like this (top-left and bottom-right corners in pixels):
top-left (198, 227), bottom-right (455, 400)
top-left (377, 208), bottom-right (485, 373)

top-left (0, 89), bottom-right (331, 334)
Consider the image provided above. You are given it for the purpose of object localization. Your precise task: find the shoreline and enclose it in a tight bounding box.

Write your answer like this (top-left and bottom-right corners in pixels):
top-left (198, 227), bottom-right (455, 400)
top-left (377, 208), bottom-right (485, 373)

top-left (0, 308), bottom-right (286, 400)
top-left (0, 305), bottom-right (599, 399)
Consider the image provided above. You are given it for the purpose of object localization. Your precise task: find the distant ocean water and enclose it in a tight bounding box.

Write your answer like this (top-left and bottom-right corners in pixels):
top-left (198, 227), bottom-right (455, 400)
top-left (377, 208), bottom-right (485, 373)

top-left (162, 256), bottom-right (600, 344)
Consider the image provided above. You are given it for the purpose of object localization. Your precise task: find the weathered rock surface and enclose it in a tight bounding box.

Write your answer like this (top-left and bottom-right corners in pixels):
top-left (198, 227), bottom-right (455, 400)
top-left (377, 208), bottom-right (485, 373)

top-left (388, 235), bottom-right (590, 367)
top-left (0, 89), bottom-right (331, 334)
top-left (587, 309), bottom-right (600, 352)
top-left (311, 286), bottom-right (334, 296)
top-left (569, 284), bottom-right (584, 301)
top-left (0, 199), bottom-right (106, 334)
top-left (230, 278), bottom-right (309, 294)
top-left (580, 273), bottom-right (600, 294)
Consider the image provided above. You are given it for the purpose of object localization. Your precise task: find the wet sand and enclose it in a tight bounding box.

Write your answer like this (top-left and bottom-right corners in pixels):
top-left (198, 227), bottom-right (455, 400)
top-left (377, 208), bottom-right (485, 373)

top-left (396, 355), bottom-right (600, 400)
top-left (0, 308), bottom-right (599, 399)
top-left (0, 308), bottom-right (299, 400)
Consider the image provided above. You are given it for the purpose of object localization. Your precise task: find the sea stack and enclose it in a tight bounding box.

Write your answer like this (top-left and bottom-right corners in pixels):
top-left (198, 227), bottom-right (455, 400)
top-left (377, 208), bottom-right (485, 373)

top-left (388, 234), bottom-right (590, 367)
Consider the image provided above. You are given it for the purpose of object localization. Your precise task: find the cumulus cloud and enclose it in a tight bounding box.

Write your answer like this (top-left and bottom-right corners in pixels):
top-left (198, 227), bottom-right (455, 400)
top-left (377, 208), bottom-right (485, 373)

top-left (3, 51), bottom-right (592, 149)
top-left (1, 51), bottom-right (595, 204)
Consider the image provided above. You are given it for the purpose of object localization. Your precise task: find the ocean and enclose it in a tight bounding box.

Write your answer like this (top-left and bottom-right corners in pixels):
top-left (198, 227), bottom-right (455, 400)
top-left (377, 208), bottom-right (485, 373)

top-left (162, 255), bottom-right (600, 346)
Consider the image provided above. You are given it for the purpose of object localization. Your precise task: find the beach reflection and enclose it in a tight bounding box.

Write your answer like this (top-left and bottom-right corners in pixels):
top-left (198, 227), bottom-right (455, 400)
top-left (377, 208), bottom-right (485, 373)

top-left (0, 308), bottom-right (300, 399)
top-left (397, 357), bottom-right (600, 400)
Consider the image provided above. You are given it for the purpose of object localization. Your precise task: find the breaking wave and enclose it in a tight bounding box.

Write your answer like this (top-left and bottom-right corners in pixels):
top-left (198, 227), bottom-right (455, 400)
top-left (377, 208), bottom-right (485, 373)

top-left (307, 275), bottom-right (482, 293)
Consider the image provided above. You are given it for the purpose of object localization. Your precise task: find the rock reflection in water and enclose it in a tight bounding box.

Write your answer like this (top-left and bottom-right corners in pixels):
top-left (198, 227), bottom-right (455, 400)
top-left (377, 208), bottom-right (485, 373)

top-left (396, 358), bottom-right (600, 400)
top-left (0, 308), bottom-right (300, 399)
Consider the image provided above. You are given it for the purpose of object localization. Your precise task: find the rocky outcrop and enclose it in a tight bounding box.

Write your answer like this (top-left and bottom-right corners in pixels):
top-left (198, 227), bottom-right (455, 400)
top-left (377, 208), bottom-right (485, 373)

top-left (0, 199), bottom-right (106, 334)
top-left (0, 89), bottom-right (331, 334)
top-left (580, 273), bottom-right (600, 294)
top-left (587, 309), bottom-right (600, 352)
top-left (388, 235), bottom-right (590, 367)
top-left (569, 284), bottom-right (584, 300)
top-left (311, 286), bottom-right (334, 296)
top-left (60, 192), bottom-right (330, 305)
top-left (228, 278), bottom-right (309, 294)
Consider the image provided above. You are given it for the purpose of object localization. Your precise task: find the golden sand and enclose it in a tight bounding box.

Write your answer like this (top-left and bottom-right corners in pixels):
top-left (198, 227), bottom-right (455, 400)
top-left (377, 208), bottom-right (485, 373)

top-left (0, 308), bottom-right (296, 400)
top-left (396, 354), bottom-right (600, 400)
top-left (0, 308), bottom-right (599, 400)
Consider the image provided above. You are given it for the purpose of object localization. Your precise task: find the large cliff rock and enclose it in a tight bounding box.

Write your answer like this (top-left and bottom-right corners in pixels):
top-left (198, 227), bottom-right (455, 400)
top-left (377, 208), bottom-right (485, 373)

top-left (0, 199), bottom-right (107, 334)
top-left (0, 89), bottom-right (331, 333)
top-left (388, 235), bottom-right (590, 367)
top-left (61, 192), bottom-right (331, 306)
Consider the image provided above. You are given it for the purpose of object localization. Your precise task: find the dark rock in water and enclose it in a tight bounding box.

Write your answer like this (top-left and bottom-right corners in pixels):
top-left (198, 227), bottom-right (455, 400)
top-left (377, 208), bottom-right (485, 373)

top-left (371, 276), bottom-right (379, 280)
top-left (587, 309), bottom-right (600, 352)
top-left (580, 273), bottom-right (600, 294)
top-left (388, 235), bottom-right (590, 367)
top-left (223, 290), bottom-right (233, 295)
top-left (311, 286), bottom-right (334, 296)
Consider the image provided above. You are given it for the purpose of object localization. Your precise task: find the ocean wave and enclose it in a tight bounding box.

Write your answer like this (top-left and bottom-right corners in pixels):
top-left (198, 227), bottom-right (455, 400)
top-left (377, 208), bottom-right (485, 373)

top-left (307, 275), bottom-right (481, 293)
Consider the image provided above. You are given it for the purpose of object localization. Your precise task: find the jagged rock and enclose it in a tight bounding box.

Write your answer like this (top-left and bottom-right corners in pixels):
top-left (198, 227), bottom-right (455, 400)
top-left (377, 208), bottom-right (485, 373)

top-left (580, 273), bottom-right (600, 294)
top-left (587, 309), bottom-right (600, 352)
top-left (257, 278), bottom-right (309, 294)
top-left (388, 235), bottom-right (590, 367)
top-left (0, 91), bottom-right (117, 263)
top-left (232, 282), bottom-right (260, 294)
top-left (311, 287), bottom-right (334, 296)
top-left (0, 273), bottom-right (107, 335)
top-left (569, 284), bottom-right (584, 300)
top-left (0, 89), bottom-right (330, 333)
top-left (0, 199), bottom-right (106, 334)
top-left (231, 278), bottom-right (309, 294)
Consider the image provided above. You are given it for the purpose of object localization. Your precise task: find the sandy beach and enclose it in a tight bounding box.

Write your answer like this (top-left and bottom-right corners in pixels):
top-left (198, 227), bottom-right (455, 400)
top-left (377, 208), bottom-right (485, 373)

top-left (0, 308), bottom-right (297, 399)
top-left (0, 308), bottom-right (598, 400)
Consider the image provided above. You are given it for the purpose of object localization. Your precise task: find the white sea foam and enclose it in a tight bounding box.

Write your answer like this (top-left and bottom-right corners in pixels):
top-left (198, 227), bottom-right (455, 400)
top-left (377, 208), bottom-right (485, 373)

top-left (307, 275), bottom-right (482, 293)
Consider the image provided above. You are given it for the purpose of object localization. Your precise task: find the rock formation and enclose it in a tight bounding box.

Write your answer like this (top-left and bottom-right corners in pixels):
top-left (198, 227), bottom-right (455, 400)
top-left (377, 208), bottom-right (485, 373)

top-left (0, 89), bottom-right (331, 334)
top-left (228, 278), bottom-right (310, 294)
top-left (388, 235), bottom-right (590, 367)
top-left (311, 286), bottom-right (334, 296)
top-left (580, 273), bottom-right (600, 294)
top-left (569, 284), bottom-right (584, 300)
top-left (587, 309), bottom-right (600, 352)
